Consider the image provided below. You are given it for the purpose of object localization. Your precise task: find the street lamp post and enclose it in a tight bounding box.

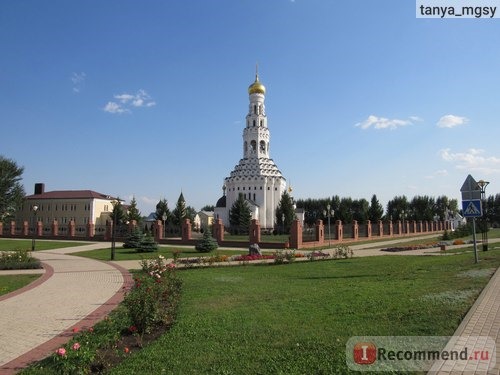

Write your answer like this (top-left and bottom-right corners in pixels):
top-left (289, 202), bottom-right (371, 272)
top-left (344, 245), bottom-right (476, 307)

top-left (162, 213), bottom-right (167, 239)
top-left (323, 204), bottom-right (335, 247)
top-left (477, 180), bottom-right (490, 251)
top-left (31, 205), bottom-right (39, 251)
top-left (401, 210), bottom-right (406, 235)
top-left (110, 200), bottom-right (118, 261)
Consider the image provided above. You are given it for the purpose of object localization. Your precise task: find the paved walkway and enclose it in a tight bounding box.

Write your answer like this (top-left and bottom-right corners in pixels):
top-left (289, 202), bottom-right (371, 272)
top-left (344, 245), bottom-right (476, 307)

top-left (0, 237), bottom-right (498, 374)
top-left (0, 243), bottom-right (129, 374)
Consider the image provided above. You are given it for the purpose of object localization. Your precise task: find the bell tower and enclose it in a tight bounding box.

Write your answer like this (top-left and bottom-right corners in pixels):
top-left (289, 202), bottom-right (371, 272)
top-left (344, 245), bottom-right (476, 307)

top-left (215, 69), bottom-right (286, 229)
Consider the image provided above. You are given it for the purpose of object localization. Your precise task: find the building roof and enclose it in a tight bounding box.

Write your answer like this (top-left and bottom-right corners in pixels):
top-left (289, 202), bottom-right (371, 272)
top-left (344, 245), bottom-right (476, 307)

top-left (25, 190), bottom-right (117, 200)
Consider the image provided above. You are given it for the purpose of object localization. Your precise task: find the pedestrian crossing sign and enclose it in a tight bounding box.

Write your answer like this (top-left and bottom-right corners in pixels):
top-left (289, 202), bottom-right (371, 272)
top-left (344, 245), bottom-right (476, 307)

top-left (462, 200), bottom-right (482, 217)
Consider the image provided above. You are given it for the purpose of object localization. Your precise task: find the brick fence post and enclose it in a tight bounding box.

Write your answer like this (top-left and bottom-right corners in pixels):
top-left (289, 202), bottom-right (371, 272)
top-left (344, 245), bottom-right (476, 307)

top-left (52, 220), bottom-right (59, 236)
top-left (68, 220), bottom-right (75, 237)
top-left (290, 219), bottom-right (302, 249)
top-left (366, 220), bottom-right (372, 238)
top-left (0, 222), bottom-right (3, 237)
top-left (87, 221), bottom-right (95, 238)
top-left (315, 219), bottom-right (324, 244)
top-left (336, 220), bottom-right (343, 241)
top-left (10, 221), bottom-right (16, 236)
top-left (378, 220), bottom-right (384, 237)
top-left (212, 218), bottom-right (225, 243)
top-left (388, 220), bottom-right (394, 237)
top-left (182, 219), bottom-right (191, 241)
top-left (352, 220), bottom-right (359, 240)
top-left (23, 221), bottom-right (29, 236)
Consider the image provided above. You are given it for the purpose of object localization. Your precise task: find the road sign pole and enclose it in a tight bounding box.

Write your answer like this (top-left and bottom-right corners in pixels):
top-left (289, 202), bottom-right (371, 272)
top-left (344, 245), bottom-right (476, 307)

top-left (472, 217), bottom-right (478, 264)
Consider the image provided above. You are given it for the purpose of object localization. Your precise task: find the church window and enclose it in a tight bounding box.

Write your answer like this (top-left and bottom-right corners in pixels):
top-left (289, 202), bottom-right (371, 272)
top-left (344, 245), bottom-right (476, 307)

top-left (254, 105), bottom-right (257, 114)
top-left (251, 140), bottom-right (256, 151)
top-left (260, 187), bottom-right (262, 190)
top-left (237, 187), bottom-right (240, 190)
top-left (253, 194), bottom-right (256, 201)
top-left (260, 120), bottom-right (263, 126)
top-left (253, 120), bottom-right (256, 127)
top-left (260, 141), bottom-right (266, 152)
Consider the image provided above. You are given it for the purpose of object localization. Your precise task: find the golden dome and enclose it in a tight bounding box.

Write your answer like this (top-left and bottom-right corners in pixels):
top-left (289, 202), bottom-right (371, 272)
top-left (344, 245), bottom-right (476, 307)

top-left (248, 74), bottom-right (266, 95)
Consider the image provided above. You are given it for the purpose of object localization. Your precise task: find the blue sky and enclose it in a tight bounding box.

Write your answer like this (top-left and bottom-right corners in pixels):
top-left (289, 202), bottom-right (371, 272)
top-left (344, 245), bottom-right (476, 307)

top-left (1, 0), bottom-right (499, 215)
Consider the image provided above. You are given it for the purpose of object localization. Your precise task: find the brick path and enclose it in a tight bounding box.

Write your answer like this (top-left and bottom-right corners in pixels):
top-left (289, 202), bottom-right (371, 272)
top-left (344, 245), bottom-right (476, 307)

top-left (0, 243), bottom-right (129, 374)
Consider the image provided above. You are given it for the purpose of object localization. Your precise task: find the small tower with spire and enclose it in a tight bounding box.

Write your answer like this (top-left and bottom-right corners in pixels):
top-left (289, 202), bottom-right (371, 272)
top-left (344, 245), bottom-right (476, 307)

top-left (215, 69), bottom-right (287, 229)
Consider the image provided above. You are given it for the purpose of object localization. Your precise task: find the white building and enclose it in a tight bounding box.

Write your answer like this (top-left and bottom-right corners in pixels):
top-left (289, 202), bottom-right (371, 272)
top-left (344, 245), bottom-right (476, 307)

top-left (215, 71), bottom-right (287, 229)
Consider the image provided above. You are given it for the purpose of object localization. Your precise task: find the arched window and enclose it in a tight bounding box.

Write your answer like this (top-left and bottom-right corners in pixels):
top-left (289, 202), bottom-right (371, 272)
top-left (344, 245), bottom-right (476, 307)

top-left (251, 140), bottom-right (256, 151)
top-left (254, 105), bottom-right (257, 114)
top-left (253, 120), bottom-right (256, 127)
top-left (260, 141), bottom-right (266, 153)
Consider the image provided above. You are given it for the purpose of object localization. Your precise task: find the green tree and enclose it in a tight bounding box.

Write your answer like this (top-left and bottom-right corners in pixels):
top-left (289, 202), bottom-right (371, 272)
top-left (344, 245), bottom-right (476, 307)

top-left (200, 205), bottom-right (215, 212)
top-left (386, 196), bottom-right (409, 221)
top-left (229, 193), bottom-right (251, 234)
top-left (110, 199), bottom-right (126, 225)
top-left (368, 194), bottom-right (384, 222)
top-left (195, 229), bottom-right (218, 252)
top-left (0, 156), bottom-right (25, 222)
top-left (137, 231), bottom-right (158, 252)
top-left (352, 198), bottom-right (369, 222)
top-left (123, 226), bottom-right (143, 249)
top-left (275, 191), bottom-right (296, 234)
top-left (126, 196), bottom-right (142, 224)
top-left (154, 198), bottom-right (171, 223)
top-left (172, 192), bottom-right (187, 227)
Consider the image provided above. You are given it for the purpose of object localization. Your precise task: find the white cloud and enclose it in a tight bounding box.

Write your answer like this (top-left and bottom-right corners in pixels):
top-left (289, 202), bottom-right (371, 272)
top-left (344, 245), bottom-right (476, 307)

top-left (355, 115), bottom-right (417, 130)
top-left (437, 114), bottom-right (468, 128)
top-left (104, 89), bottom-right (156, 114)
top-left (71, 72), bottom-right (86, 93)
top-left (103, 101), bottom-right (130, 114)
top-left (440, 148), bottom-right (500, 174)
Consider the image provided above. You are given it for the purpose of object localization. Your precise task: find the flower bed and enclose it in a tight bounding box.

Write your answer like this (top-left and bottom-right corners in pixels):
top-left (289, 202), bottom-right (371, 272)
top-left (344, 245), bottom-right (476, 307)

top-left (381, 243), bottom-right (440, 252)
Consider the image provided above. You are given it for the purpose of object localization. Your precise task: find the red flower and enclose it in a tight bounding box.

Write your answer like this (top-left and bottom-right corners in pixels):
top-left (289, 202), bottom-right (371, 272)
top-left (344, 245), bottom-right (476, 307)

top-left (72, 327), bottom-right (79, 333)
top-left (124, 347), bottom-right (130, 353)
top-left (129, 325), bottom-right (138, 333)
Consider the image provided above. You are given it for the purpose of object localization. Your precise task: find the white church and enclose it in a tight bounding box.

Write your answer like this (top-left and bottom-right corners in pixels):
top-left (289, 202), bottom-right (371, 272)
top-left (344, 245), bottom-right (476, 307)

top-left (215, 71), bottom-right (288, 229)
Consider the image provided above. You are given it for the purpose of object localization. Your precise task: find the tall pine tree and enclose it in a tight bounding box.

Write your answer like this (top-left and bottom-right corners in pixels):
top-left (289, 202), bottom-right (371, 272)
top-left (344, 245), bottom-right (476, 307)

top-left (126, 196), bottom-right (142, 224)
top-left (229, 193), bottom-right (251, 234)
top-left (172, 192), bottom-right (187, 227)
top-left (368, 194), bottom-right (384, 222)
top-left (275, 191), bottom-right (295, 234)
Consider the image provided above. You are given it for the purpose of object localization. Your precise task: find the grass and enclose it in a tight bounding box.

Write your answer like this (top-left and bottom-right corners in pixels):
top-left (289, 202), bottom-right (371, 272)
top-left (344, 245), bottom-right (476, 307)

top-left (105, 249), bottom-right (500, 374)
top-left (0, 239), bottom-right (90, 252)
top-left (74, 246), bottom-right (246, 261)
top-left (0, 274), bottom-right (42, 296)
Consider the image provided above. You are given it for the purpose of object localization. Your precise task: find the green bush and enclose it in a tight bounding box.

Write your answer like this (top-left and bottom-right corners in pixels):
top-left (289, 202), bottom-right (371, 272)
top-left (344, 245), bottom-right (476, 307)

top-left (136, 232), bottom-right (158, 253)
top-left (123, 227), bottom-right (143, 249)
top-left (0, 249), bottom-right (41, 270)
top-left (124, 256), bottom-right (182, 334)
top-left (195, 229), bottom-right (218, 253)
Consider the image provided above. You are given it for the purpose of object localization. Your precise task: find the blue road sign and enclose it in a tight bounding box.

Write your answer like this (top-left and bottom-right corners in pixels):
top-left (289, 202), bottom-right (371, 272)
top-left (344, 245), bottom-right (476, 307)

top-left (462, 200), bottom-right (482, 217)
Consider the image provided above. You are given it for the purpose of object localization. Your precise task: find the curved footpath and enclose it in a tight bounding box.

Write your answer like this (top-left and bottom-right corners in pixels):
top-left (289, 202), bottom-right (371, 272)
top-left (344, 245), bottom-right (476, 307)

top-left (0, 238), bottom-right (498, 374)
top-left (0, 243), bottom-right (130, 374)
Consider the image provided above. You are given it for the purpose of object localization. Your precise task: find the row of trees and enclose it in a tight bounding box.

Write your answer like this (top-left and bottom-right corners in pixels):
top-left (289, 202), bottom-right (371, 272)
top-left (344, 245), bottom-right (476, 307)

top-left (295, 194), bottom-right (461, 227)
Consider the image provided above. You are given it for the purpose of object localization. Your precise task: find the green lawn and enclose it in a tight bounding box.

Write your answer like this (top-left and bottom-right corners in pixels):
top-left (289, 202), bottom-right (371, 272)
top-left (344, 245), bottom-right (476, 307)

top-left (0, 239), bottom-right (90, 251)
top-left (0, 274), bottom-right (42, 296)
top-left (74, 245), bottom-right (246, 261)
top-left (108, 249), bottom-right (500, 374)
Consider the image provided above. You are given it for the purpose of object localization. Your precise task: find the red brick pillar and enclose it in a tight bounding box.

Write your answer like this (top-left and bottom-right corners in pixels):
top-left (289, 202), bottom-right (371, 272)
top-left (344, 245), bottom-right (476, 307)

top-left (290, 219), bottom-right (302, 249)
top-left (388, 220), bottom-right (394, 237)
top-left (68, 220), bottom-right (75, 237)
top-left (212, 219), bottom-right (225, 243)
top-left (315, 219), bottom-right (324, 244)
top-left (10, 221), bottom-right (16, 236)
top-left (153, 220), bottom-right (162, 241)
top-left (366, 220), bottom-right (372, 238)
top-left (397, 220), bottom-right (402, 235)
top-left (0, 222), bottom-right (3, 237)
top-left (23, 221), bottom-right (29, 236)
top-left (412, 221), bottom-right (417, 234)
top-left (87, 221), bottom-right (95, 238)
top-left (52, 220), bottom-right (59, 236)
top-left (378, 220), bottom-right (384, 237)
top-left (249, 219), bottom-right (261, 244)
top-left (182, 218), bottom-right (191, 241)
top-left (352, 220), bottom-right (359, 240)
top-left (335, 220), bottom-right (343, 241)
top-left (37, 221), bottom-right (43, 236)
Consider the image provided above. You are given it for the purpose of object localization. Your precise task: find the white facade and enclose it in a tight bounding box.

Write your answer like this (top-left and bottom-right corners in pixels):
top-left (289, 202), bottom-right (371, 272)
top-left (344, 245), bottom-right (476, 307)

top-left (215, 72), bottom-right (287, 229)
